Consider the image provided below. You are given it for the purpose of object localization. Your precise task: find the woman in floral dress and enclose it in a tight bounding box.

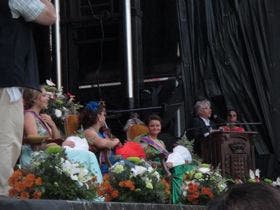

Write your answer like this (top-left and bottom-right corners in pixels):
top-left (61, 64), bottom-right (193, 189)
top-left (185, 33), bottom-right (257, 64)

top-left (21, 86), bottom-right (61, 166)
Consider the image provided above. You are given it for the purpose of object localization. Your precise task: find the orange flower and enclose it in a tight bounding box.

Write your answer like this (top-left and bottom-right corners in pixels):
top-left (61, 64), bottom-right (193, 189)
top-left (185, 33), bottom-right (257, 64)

top-left (188, 182), bottom-right (199, 193)
top-left (20, 191), bottom-right (30, 199)
top-left (13, 169), bottom-right (23, 178)
top-left (23, 175), bottom-right (35, 188)
top-left (8, 188), bottom-right (18, 197)
top-left (35, 177), bottom-right (43, 186)
top-left (8, 170), bottom-right (43, 200)
top-left (103, 174), bottom-right (110, 181)
top-left (98, 180), bottom-right (116, 201)
top-left (8, 169), bottom-right (22, 187)
top-left (161, 178), bottom-right (171, 195)
top-left (119, 180), bottom-right (135, 191)
top-left (105, 195), bottom-right (112, 202)
top-left (187, 191), bottom-right (200, 204)
top-left (33, 191), bottom-right (42, 199)
top-left (15, 182), bottom-right (26, 192)
top-left (201, 187), bottom-right (214, 198)
top-left (111, 190), bottom-right (119, 199)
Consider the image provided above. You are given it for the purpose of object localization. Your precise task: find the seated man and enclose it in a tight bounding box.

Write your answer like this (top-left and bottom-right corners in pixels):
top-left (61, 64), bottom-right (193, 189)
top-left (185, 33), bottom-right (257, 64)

top-left (189, 99), bottom-right (217, 161)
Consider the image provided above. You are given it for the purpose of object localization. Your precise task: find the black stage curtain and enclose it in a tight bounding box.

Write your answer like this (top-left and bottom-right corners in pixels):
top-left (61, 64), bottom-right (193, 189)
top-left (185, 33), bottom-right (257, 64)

top-left (177, 0), bottom-right (280, 176)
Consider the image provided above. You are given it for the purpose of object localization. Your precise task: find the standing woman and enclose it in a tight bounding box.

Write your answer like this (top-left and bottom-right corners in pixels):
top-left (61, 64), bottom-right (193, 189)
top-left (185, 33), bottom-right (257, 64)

top-left (21, 86), bottom-right (61, 166)
top-left (79, 101), bottom-right (120, 174)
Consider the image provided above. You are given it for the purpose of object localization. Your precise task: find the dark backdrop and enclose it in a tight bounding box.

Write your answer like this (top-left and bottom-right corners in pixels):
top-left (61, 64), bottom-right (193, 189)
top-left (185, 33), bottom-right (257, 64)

top-left (176, 0), bottom-right (280, 177)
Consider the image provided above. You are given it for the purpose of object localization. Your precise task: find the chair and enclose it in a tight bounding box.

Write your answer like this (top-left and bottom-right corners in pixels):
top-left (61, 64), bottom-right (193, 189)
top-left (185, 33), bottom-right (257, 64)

top-left (127, 124), bottom-right (149, 140)
top-left (64, 114), bottom-right (79, 136)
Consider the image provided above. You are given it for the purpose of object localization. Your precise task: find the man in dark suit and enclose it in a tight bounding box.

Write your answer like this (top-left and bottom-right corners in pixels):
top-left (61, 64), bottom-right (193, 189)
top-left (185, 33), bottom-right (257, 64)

top-left (189, 99), bottom-right (217, 161)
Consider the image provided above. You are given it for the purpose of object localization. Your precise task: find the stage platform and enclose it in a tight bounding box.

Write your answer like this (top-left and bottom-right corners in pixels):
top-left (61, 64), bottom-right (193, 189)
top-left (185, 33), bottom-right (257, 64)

top-left (0, 197), bottom-right (206, 210)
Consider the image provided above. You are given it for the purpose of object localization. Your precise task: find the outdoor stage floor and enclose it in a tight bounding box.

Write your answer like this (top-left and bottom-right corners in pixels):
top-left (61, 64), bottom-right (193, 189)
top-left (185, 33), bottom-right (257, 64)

top-left (0, 197), bottom-right (206, 210)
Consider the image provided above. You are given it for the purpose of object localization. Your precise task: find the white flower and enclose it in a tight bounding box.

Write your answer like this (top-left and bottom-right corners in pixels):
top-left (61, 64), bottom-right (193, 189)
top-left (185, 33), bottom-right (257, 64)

top-left (71, 174), bottom-right (78, 181)
top-left (55, 109), bottom-right (62, 118)
top-left (144, 178), bottom-right (153, 189)
top-left (198, 167), bottom-right (210, 174)
top-left (46, 79), bottom-right (56, 86)
top-left (272, 177), bottom-right (280, 187)
top-left (145, 182), bottom-right (153, 189)
top-left (147, 166), bottom-right (153, 172)
top-left (131, 166), bottom-right (147, 177)
top-left (78, 168), bottom-right (91, 183)
top-left (151, 171), bottom-right (160, 181)
top-left (249, 169), bottom-right (260, 180)
top-left (112, 164), bottom-right (124, 174)
top-left (255, 169), bottom-right (260, 177)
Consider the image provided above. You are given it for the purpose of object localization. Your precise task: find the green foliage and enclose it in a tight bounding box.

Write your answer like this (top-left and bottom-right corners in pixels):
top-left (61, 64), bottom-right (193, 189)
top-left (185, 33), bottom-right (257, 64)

top-left (29, 150), bottom-right (98, 200)
top-left (100, 160), bottom-right (168, 203)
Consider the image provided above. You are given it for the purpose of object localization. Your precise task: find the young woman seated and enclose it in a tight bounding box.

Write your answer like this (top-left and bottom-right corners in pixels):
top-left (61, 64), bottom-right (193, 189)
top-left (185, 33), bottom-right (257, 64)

top-left (79, 101), bottom-right (120, 174)
top-left (21, 86), bottom-right (61, 166)
top-left (133, 114), bottom-right (170, 175)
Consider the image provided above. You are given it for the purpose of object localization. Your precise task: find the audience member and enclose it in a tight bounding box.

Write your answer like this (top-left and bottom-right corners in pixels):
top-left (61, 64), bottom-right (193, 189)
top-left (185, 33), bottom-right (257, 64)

top-left (220, 109), bottom-right (245, 132)
top-left (207, 183), bottom-right (280, 210)
top-left (80, 101), bottom-right (120, 174)
top-left (0, 0), bottom-right (56, 195)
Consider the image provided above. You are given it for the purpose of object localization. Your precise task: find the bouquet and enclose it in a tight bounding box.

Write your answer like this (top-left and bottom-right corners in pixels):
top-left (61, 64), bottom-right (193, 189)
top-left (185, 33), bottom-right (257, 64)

top-left (44, 79), bottom-right (83, 134)
top-left (9, 147), bottom-right (98, 200)
top-left (98, 157), bottom-right (169, 203)
top-left (181, 164), bottom-right (227, 205)
top-left (8, 169), bottom-right (43, 199)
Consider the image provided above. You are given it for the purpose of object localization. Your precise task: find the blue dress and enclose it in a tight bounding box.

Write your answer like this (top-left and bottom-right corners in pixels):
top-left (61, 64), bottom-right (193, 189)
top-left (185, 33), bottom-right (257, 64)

top-left (97, 133), bottom-right (118, 174)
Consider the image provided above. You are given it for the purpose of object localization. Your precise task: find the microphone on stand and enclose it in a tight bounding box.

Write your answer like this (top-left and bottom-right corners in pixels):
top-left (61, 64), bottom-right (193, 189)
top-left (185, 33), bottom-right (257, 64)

top-left (212, 114), bottom-right (226, 125)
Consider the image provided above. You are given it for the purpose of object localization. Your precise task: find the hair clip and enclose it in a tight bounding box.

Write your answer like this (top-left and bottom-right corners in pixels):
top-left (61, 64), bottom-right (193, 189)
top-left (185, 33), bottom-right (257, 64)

top-left (86, 101), bottom-right (100, 112)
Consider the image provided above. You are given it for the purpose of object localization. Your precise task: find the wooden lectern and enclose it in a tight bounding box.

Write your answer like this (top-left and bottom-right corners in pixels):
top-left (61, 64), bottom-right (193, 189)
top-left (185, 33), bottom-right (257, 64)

top-left (201, 131), bottom-right (256, 179)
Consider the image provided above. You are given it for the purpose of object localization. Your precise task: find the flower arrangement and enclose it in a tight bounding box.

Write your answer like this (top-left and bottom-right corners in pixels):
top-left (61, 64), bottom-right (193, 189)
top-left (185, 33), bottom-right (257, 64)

top-left (44, 79), bottom-right (83, 134)
top-left (235, 169), bottom-right (278, 187)
top-left (9, 147), bottom-right (98, 200)
top-left (98, 157), bottom-right (169, 203)
top-left (8, 169), bottom-right (43, 199)
top-left (181, 164), bottom-right (227, 205)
